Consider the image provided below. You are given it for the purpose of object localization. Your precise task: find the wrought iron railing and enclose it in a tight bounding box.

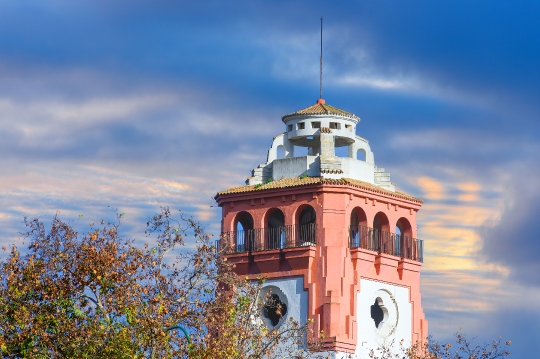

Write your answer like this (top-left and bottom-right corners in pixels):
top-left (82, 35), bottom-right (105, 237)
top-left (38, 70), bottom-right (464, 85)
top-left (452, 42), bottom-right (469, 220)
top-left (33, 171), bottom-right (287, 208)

top-left (219, 223), bottom-right (317, 254)
top-left (217, 223), bottom-right (423, 262)
top-left (349, 224), bottom-right (424, 262)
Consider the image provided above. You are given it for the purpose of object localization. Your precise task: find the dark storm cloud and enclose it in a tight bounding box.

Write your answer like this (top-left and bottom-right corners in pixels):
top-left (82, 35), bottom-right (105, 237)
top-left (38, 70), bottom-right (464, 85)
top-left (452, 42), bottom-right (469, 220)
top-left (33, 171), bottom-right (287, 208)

top-left (479, 170), bottom-right (540, 287)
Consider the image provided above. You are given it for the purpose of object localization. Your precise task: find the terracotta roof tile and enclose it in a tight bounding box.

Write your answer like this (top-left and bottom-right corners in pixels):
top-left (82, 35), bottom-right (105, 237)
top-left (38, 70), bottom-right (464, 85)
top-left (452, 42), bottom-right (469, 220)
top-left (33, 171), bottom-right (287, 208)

top-left (216, 177), bottom-right (423, 203)
top-left (282, 102), bottom-right (359, 121)
top-left (320, 127), bottom-right (332, 133)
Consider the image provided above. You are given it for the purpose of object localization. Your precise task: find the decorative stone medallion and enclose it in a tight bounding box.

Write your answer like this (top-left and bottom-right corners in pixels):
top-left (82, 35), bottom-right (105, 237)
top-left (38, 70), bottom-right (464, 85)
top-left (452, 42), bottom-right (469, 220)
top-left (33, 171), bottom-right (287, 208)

top-left (371, 289), bottom-right (398, 337)
top-left (260, 285), bottom-right (289, 329)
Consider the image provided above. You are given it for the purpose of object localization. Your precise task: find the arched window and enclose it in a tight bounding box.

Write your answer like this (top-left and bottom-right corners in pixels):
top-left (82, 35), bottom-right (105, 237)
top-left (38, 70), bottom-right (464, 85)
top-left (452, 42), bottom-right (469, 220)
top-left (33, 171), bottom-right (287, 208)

top-left (234, 211), bottom-right (254, 253)
top-left (373, 212), bottom-right (390, 232)
top-left (299, 206), bottom-right (316, 224)
top-left (297, 205), bottom-right (316, 246)
top-left (396, 217), bottom-right (413, 259)
top-left (357, 149), bottom-right (366, 161)
top-left (266, 208), bottom-right (286, 250)
top-left (396, 218), bottom-right (412, 238)
top-left (373, 212), bottom-right (390, 253)
top-left (276, 145), bottom-right (285, 159)
top-left (349, 207), bottom-right (367, 248)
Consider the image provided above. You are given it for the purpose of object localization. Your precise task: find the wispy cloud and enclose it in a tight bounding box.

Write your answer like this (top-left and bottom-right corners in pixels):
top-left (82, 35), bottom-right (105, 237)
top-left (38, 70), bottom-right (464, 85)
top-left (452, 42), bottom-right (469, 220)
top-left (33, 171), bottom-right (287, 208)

top-left (0, 1), bottom-right (539, 356)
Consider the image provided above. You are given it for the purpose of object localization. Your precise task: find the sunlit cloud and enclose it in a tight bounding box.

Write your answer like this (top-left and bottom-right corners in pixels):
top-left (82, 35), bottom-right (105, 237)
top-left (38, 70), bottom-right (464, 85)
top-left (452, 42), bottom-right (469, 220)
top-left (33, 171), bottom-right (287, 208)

top-left (395, 169), bottom-right (511, 335)
top-left (416, 177), bottom-right (446, 200)
top-left (0, 2), bottom-right (538, 355)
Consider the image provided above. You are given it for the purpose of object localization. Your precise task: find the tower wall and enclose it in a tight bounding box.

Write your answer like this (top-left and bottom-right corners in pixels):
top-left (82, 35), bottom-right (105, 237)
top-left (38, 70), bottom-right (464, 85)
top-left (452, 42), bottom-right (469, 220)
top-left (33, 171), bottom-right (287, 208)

top-left (217, 181), bottom-right (427, 355)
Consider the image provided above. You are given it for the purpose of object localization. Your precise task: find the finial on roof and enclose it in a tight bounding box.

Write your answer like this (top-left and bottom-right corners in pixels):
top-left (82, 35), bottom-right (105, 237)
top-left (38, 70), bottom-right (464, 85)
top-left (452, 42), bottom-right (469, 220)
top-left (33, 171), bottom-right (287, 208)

top-left (317, 98), bottom-right (325, 104)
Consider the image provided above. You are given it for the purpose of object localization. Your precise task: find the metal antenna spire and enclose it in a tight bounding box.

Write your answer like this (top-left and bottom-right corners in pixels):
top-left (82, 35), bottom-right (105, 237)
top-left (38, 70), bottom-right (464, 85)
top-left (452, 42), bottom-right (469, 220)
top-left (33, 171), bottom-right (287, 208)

top-left (320, 17), bottom-right (323, 100)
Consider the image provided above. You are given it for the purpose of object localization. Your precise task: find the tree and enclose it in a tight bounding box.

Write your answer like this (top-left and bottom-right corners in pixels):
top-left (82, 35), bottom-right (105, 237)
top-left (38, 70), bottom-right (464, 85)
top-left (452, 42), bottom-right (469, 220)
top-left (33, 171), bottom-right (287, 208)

top-left (368, 333), bottom-right (511, 359)
top-left (0, 208), bottom-right (320, 358)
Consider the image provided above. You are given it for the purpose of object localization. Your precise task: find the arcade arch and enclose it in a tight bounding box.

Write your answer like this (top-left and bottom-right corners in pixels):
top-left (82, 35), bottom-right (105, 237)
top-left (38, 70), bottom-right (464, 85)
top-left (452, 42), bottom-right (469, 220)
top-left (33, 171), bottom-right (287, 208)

top-left (373, 212), bottom-right (390, 232)
top-left (233, 211), bottom-right (254, 252)
top-left (349, 207), bottom-right (368, 248)
top-left (265, 208), bottom-right (286, 250)
top-left (396, 217), bottom-right (413, 259)
top-left (373, 212), bottom-right (391, 253)
top-left (296, 205), bottom-right (316, 246)
top-left (396, 217), bottom-right (412, 238)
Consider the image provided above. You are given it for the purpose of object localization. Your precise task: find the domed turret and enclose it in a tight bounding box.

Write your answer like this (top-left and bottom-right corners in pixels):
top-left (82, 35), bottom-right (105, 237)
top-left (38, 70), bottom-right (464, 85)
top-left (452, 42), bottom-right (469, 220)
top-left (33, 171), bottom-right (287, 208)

top-left (282, 98), bottom-right (359, 150)
top-left (247, 99), bottom-right (395, 192)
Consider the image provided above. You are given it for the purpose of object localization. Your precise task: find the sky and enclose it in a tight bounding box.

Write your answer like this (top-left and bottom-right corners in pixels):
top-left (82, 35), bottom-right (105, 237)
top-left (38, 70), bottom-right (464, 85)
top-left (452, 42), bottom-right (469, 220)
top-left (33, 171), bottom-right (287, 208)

top-left (0, 0), bottom-right (539, 356)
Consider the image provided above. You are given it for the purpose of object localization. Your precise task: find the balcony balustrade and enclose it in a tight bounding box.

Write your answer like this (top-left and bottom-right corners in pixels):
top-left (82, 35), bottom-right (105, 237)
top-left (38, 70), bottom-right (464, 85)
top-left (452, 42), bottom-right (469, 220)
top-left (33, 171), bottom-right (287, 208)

top-left (219, 223), bottom-right (316, 254)
top-left (218, 223), bottom-right (423, 263)
top-left (349, 224), bottom-right (424, 262)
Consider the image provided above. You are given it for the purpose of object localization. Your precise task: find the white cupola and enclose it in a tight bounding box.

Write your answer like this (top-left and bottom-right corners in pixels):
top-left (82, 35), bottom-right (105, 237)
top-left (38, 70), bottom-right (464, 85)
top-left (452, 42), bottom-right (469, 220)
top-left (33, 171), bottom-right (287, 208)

top-left (247, 99), bottom-right (395, 192)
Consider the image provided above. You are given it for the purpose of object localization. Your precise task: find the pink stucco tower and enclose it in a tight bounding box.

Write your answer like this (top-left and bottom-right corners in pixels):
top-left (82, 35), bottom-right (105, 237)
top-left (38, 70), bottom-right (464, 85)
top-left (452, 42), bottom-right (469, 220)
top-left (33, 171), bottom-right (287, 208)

top-left (215, 99), bottom-right (427, 357)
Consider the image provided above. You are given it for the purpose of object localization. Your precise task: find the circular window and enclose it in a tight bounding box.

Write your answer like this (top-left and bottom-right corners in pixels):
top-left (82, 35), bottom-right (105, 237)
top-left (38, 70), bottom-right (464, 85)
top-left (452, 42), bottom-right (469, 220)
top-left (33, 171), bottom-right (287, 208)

top-left (260, 286), bottom-right (289, 329)
top-left (370, 289), bottom-right (398, 337)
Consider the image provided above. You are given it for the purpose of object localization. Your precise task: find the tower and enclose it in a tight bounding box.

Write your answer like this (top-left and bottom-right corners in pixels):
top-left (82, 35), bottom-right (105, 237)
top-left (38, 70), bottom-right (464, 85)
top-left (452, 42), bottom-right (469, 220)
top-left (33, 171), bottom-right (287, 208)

top-left (215, 98), bottom-right (427, 357)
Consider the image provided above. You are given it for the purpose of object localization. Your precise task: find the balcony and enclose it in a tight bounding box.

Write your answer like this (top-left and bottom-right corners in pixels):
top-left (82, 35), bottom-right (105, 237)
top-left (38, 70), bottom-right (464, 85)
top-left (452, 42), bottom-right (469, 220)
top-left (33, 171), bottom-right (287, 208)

top-left (349, 225), bottom-right (424, 262)
top-left (218, 223), bottom-right (423, 263)
top-left (219, 223), bottom-right (316, 253)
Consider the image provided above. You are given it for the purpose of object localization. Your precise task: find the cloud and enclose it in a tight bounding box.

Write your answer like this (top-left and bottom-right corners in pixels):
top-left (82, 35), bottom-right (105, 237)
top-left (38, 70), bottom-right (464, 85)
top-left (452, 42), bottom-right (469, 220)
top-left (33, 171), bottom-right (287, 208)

top-left (0, 162), bottom-right (223, 248)
top-left (0, 62), bottom-right (286, 168)
top-left (479, 166), bottom-right (540, 287)
top-left (425, 280), bottom-right (540, 358)
top-left (416, 177), bottom-right (445, 200)
top-left (0, 65), bottom-right (281, 249)
top-left (0, 2), bottom-right (539, 355)
top-left (392, 156), bottom-right (540, 357)
top-left (389, 129), bottom-right (529, 157)
top-left (336, 74), bottom-right (421, 91)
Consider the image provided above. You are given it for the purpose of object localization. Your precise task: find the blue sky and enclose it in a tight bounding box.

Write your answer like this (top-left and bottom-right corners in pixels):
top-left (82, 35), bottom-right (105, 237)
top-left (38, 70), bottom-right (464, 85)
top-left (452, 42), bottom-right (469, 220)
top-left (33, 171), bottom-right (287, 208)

top-left (0, 1), bottom-right (539, 356)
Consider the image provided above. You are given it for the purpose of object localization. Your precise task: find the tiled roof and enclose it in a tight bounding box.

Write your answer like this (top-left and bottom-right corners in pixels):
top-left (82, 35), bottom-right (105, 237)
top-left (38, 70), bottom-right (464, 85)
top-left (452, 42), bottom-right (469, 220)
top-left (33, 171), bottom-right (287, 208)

top-left (216, 177), bottom-right (423, 203)
top-left (282, 101), bottom-right (359, 121)
top-left (320, 127), bottom-right (332, 133)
